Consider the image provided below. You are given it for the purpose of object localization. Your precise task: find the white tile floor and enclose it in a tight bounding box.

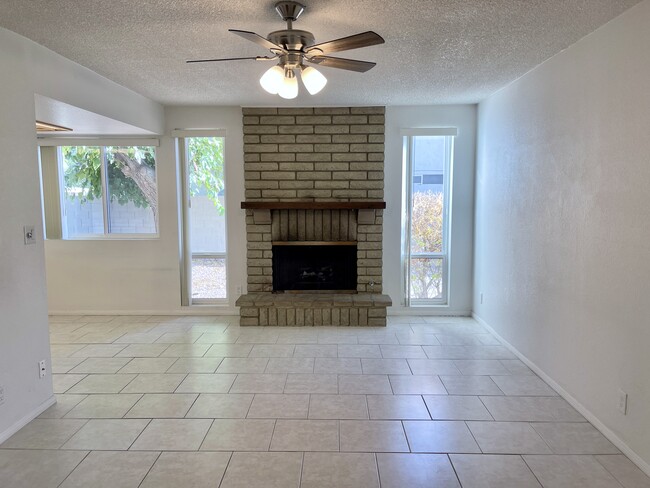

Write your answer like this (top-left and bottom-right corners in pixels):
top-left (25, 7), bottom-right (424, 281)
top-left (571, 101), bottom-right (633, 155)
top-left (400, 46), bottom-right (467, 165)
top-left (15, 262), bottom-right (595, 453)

top-left (1, 315), bottom-right (649, 487)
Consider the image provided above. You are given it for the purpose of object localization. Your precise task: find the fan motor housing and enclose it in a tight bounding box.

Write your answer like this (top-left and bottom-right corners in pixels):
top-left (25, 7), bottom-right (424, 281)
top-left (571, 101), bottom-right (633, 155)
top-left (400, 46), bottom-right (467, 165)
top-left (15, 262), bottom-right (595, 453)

top-left (268, 30), bottom-right (315, 52)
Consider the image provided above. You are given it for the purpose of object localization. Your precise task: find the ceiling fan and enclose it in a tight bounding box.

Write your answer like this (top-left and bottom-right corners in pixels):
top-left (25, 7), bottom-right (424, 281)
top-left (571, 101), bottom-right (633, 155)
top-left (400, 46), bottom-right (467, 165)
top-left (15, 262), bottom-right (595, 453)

top-left (186, 1), bottom-right (385, 99)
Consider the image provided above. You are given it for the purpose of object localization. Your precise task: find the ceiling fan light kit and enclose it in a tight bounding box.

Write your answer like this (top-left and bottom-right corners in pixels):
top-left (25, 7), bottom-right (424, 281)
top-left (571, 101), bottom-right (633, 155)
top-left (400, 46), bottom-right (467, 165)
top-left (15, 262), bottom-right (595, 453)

top-left (187, 1), bottom-right (384, 99)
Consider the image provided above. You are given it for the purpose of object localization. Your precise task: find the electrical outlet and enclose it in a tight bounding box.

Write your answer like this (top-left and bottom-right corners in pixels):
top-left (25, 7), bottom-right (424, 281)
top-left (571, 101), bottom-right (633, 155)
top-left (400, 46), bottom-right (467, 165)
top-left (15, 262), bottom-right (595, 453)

top-left (0, 385), bottom-right (5, 406)
top-left (480, 292), bottom-right (484, 304)
top-left (24, 225), bottom-right (36, 245)
top-left (618, 390), bottom-right (628, 415)
top-left (39, 360), bottom-right (47, 379)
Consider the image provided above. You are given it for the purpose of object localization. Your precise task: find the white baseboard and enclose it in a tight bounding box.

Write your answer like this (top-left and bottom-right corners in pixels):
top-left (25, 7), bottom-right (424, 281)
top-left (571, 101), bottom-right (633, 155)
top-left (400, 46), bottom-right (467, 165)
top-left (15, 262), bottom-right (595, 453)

top-left (0, 395), bottom-right (56, 445)
top-left (48, 308), bottom-right (239, 316)
top-left (473, 312), bottom-right (650, 477)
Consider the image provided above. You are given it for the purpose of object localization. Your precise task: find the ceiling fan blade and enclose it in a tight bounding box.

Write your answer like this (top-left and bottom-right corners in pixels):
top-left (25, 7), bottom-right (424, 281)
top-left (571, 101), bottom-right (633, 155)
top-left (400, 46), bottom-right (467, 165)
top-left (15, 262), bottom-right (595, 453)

top-left (308, 55), bottom-right (377, 73)
top-left (305, 31), bottom-right (384, 55)
top-left (186, 56), bottom-right (275, 64)
top-left (229, 29), bottom-right (285, 52)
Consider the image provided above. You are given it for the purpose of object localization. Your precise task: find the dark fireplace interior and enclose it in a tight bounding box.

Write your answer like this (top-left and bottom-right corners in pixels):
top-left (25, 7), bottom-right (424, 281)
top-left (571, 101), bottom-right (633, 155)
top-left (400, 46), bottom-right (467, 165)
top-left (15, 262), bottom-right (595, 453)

top-left (272, 245), bottom-right (357, 292)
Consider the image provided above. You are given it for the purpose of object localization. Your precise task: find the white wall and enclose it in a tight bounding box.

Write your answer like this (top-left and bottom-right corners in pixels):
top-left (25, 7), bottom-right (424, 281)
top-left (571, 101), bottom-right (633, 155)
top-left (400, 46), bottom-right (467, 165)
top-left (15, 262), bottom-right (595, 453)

top-left (385, 106), bottom-right (476, 315)
top-left (46, 106), bottom-right (246, 314)
top-left (0, 27), bottom-right (163, 441)
top-left (473, 0), bottom-right (650, 470)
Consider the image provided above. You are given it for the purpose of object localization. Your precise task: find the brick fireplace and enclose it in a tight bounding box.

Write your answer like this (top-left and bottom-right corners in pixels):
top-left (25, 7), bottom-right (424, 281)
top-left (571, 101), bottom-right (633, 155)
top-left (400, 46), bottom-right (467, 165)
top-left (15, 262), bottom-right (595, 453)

top-left (235, 107), bottom-right (391, 326)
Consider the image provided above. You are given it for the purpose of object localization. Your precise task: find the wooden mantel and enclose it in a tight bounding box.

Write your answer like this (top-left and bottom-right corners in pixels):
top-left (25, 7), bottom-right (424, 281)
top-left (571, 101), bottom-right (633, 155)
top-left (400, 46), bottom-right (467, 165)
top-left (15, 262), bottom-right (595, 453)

top-left (241, 201), bottom-right (386, 210)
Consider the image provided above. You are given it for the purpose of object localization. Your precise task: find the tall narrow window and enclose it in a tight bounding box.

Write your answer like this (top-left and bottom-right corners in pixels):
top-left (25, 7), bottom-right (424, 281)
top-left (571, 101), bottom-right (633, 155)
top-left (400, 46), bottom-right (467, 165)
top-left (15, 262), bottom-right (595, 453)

top-left (402, 129), bottom-right (456, 305)
top-left (182, 136), bottom-right (227, 302)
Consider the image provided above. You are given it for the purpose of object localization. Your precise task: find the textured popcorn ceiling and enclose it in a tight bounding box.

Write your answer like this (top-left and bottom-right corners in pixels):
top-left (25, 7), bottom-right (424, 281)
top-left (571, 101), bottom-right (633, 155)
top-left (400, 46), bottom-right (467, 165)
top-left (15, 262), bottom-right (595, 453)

top-left (0, 0), bottom-right (640, 105)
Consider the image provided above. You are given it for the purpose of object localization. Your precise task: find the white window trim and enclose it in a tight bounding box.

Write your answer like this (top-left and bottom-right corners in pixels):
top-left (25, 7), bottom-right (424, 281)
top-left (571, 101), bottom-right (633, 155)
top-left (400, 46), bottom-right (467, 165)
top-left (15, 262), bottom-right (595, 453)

top-left (401, 129), bottom-right (455, 307)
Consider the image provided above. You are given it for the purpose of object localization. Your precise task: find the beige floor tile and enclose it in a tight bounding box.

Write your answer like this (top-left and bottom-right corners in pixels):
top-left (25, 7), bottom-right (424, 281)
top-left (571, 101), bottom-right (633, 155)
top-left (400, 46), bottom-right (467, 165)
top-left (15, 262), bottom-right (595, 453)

top-left (195, 332), bottom-right (238, 344)
top-left (301, 452), bottom-right (379, 488)
top-left (468, 421), bottom-right (552, 454)
top-left (201, 419), bottom-right (275, 451)
top-left (454, 359), bottom-right (511, 375)
top-left (380, 345), bottom-right (428, 358)
top-left (337, 345), bottom-right (382, 358)
top-left (140, 451), bottom-right (231, 488)
top-left (249, 344), bottom-right (295, 357)
top-left (70, 357), bottom-right (132, 374)
top-left (217, 357), bottom-right (270, 373)
top-left (424, 395), bottom-right (493, 420)
top-left (356, 331), bottom-right (400, 345)
top-left (377, 453), bottom-right (460, 488)
top-left (317, 333), bottom-right (359, 345)
top-left (367, 395), bottom-right (430, 420)
top-left (308, 394), bottom-right (369, 419)
top-left (186, 393), bottom-right (254, 418)
top-left (1, 419), bottom-right (87, 449)
top-left (422, 345), bottom-right (475, 360)
top-left (404, 420), bottom-right (481, 453)
top-left (501, 359), bottom-right (535, 375)
top-left (118, 357), bottom-right (177, 373)
top-left (284, 374), bottom-right (338, 394)
top-left (435, 333), bottom-right (485, 346)
top-left (236, 331), bottom-right (280, 344)
top-left (51, 357), bottom-right (85, 374)
top-left (389, 374), bottom-right (447, 394)
top-left (113, 332), bottom-right (164, 344)
top-left (314, 358), bottom-right (362, 374)
top-left (121, 373), bottom-right (186, 393)
top-left (131, 419), bottom-right (213, 451)
top-left (247, 393), bottom-right (310, 419)
top-left (265, 357), bottom-right (315, 373)
top-left (52, 374), bottom-right (87, 393)
top-left (338, 374), bottom-right (392, 394)
top-left (293, 344), bottom-right (338, 358)
top-left (480, 396), bottom-right (585, 421)
top-left (524, 455), bottom-right (622, 487)
top-left (38, 394), bottom-right (87, 418)
top-left (361, 358), bottom-right (411, 374)
top-left (229, 373), bottom-right (287, 393)
top-left (61, 419), bottom-right (149, 450)
top-left (532, 422), bottom-right (620, 454)
top-left (67, 374), bottom-right (136, 394)
top-left (115, 343), bottom-right (170, 357)
top-left (205, 344), bottom-right (253, 357)
top-left (155, 332), bottom-right (202, 343)
top-left (176, 373), bottom-right (237, 393)
top-left (166, 357), bottom-right (223, 373)
top-left (70, 344), bottom-right (127, 358)
top-left (125, 394), bottom-right (198, 418)
top-left (450, 454), bottom-right (542, 487)
top-left (491, 375), bottom-right (558, 396)
top-left (64, 393), bottom-right (142, 418)
top-left (220, 452), bottom-right (302, 488)
top-left (595, 455), bottom-right (650, 488)
top-left (160, 343), bottom-right (211, 357)
top-left (270, 419), bottom-right (339, 451)
top-left (60, 451), bottom-right (159, 488)
top-left (276, 331), bottom-right (319, 344)
top-left (0, 449), bottom-right (88, 488)
top-left (339, 420), bottom-right (409, 452)
top-left (395, 332), bottom-right (441, 346)
top-left (440, 375), bottom-right (503, 395)
top-left (407, 359), bottom-right (462, 375)
top-left (51, 344), bottom-right (87, 358)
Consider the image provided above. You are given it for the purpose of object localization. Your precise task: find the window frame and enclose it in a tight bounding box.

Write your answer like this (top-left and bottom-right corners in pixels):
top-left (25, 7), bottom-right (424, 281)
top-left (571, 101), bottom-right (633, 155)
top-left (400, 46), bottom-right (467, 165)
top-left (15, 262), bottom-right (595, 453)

top-left (56, 143), bottom-right (160, 240)
top-left (176, 131), bottom-right (229, 306)
top-left (401, 128), bottom-right (457, 307)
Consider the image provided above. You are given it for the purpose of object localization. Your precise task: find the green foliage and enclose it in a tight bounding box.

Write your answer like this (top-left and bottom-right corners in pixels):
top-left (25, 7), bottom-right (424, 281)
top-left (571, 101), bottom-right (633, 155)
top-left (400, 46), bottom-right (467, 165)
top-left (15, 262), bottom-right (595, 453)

top-left (187, 137), bottom-right (225, 215)
top-left (410, 191), bottom-right (444, 299)
top-left (62, 145), bottom-right (154, 208)
top-left (107, 147), bottom-right (155, 208)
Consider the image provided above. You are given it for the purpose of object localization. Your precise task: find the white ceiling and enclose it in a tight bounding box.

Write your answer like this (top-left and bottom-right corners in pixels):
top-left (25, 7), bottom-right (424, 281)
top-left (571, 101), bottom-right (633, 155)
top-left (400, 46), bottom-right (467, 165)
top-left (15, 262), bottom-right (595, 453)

top-left (0, 0), bottom-right (640, 106)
